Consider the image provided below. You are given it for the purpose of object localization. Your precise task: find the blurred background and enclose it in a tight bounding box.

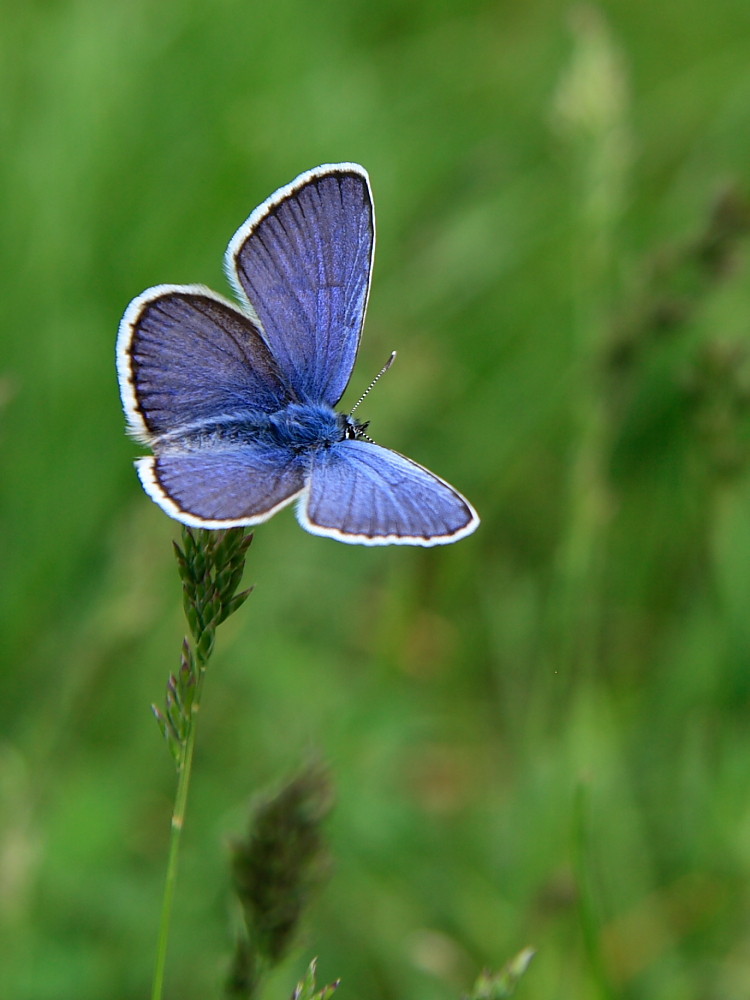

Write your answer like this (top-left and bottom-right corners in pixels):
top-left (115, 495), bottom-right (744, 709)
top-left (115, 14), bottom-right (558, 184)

top-left (3, 0), bottom-right (750, 997)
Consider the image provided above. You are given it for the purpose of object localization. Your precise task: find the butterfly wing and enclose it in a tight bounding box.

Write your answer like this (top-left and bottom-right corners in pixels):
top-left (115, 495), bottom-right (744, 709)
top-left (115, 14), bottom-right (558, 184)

top-left (117, 284), bottom-right (291, 442)
top-left (299, 440), bottom-right (479, 545)
top-left (137, 446), bottom-right (306, 528)
top-left (226, 164), bottom-right (374, 407)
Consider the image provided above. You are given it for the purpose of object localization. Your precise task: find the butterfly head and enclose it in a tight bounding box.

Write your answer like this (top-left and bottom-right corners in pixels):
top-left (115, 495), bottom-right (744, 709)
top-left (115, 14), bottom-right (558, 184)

top-left (340, 351), bottom-right (396, 446)
top-left (344, 416), bottom-right (373, 443)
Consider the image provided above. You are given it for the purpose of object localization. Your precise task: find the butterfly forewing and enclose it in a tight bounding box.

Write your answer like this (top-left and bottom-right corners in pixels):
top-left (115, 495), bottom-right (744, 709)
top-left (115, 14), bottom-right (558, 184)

top-left (227, 164), bottom-right (374, 407)
top-left (300, 440), bottom-right (480, 545)
top-left (118, 286), bottom-right (290, 441)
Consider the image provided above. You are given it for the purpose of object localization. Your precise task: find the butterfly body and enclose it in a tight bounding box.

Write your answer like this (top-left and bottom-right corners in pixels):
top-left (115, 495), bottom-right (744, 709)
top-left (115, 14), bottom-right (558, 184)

top-left (151, 402), bottom-right (355, 456)
top-left (117, 164), bottom-right (479, 545)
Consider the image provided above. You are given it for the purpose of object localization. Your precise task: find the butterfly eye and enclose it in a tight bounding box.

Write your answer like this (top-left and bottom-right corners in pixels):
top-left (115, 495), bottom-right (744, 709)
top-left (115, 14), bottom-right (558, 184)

top-left (345, 419), bottom-right (377, 445)
top-left (344, 419), bottom-right (369, 441)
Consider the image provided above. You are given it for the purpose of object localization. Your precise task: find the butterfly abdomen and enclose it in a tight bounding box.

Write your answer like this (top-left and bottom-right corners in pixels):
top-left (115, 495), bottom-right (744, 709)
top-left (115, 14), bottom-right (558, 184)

top-left (153, 410), bottom-right (274, 452)
top-left (152, 402), bottom-right (352, 458)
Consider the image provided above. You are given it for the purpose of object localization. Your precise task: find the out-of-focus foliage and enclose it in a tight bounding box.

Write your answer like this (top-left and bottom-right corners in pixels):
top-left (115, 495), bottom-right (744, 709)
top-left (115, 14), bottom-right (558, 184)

top-left (3, 1), bottom-right (750, 998)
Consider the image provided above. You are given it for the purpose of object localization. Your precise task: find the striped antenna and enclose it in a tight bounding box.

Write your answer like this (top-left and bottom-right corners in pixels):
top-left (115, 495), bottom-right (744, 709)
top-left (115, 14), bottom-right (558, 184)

top-left (349, 351), bottom-right (397, 414)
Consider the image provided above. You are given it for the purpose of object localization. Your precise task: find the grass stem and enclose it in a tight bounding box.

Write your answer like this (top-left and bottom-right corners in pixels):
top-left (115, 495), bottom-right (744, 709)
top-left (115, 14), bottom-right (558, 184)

top-left (149, 527), bottom-right (253, 1000)
top-left (151, 662), bottom-right (206, 1000)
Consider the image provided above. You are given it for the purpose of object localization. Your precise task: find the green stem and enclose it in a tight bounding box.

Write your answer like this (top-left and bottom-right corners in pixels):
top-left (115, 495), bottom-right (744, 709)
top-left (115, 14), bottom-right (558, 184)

top-left (151, 664), bottom-right (207, 1000)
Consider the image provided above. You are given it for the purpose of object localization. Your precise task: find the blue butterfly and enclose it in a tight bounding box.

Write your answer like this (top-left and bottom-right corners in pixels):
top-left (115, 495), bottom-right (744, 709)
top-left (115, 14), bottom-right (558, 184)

top-left (116, 163), bottom-right (479, 545)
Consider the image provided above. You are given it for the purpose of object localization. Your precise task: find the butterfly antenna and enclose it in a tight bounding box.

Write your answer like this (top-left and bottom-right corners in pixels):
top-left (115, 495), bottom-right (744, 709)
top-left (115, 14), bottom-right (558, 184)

top-left (349, 351), bottom-right (397, 415)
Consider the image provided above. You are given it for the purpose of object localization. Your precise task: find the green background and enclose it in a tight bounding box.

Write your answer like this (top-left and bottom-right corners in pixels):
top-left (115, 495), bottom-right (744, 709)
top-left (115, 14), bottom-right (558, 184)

top-left (4, 1), bottom-right (750, 997)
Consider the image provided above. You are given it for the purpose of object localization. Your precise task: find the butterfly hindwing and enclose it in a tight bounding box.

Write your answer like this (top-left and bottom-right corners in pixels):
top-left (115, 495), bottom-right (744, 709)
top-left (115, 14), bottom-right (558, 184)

top-left (138, 446), bottom-right (306, 528)
top-left (227, 164), bottom-right (374, 407)
top-left (300, 440), bottom-right (479, 545)
top-left (117, 285), bottom-right (290, 441)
